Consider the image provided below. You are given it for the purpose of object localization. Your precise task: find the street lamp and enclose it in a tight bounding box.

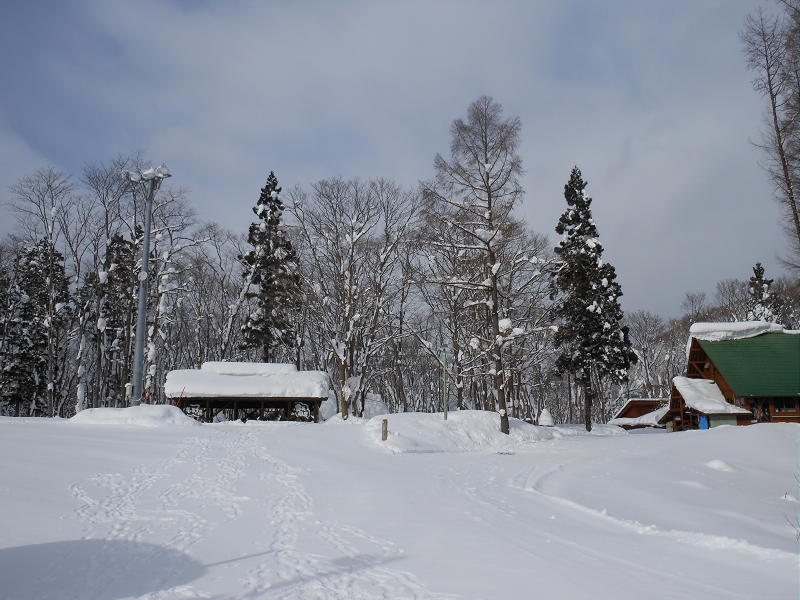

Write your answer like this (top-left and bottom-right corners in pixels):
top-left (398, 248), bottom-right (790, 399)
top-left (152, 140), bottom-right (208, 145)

top-left (124, 164), bottom-right (172, 405)
top-left (441, 343), bottom-right (449, 420)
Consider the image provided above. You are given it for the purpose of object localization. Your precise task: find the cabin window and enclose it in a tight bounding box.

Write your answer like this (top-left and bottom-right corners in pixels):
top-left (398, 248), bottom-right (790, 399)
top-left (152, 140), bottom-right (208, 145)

top-left (774, 398), bottom-right (799, 413)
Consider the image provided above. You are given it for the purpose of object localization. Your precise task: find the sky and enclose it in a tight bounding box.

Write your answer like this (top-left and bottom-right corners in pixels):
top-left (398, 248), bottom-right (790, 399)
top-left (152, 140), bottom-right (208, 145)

top-left (0, 0), bottom-right (789, 316)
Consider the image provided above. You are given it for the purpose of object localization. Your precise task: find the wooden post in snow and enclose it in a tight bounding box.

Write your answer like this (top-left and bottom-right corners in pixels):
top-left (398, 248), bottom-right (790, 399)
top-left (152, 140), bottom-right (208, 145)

top-left (381, 418), bottom-right (388, 441)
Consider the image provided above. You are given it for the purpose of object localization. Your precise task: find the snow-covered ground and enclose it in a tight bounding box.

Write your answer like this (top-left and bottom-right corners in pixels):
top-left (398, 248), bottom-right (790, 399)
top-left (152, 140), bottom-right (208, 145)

top-left (0, 408), bottom-right (796, 599)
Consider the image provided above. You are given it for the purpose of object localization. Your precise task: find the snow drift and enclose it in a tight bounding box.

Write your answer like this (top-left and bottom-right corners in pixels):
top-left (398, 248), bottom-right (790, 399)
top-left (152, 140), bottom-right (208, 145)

top-left (69, 404), bottom-right (200, 427)
top-left (365, 410), bottom-right (624, 454)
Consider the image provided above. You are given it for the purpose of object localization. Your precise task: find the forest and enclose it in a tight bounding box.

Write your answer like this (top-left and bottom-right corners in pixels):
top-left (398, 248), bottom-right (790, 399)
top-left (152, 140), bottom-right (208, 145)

top-left (2, 1), bottom-right (800, 426)
top-left (2, 94), bottom-right (797, 426)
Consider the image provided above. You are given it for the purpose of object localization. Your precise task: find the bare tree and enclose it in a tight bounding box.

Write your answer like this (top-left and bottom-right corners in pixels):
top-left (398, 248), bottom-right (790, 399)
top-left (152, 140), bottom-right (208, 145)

top-left (742, 7), bottom-right (800, 270)
top-left (423, 96), bottom-right (525, 434)
top-left (290, 178), bottom-right (419, 419)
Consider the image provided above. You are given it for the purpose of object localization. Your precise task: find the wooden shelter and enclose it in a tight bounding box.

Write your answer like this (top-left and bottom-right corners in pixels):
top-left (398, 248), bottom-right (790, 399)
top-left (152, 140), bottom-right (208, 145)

top-left (659, 323), bottom-right (800, 431)
top-left (165, 362), bottom-right (329, 423)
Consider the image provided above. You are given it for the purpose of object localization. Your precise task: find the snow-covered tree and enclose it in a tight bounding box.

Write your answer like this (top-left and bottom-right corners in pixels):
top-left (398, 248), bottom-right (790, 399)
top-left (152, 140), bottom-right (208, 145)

top-left (0, 240), bottom-right (71, 416)
top-left (550, 167), bottom-right (636, 431)
top-left (240, 172), bottom-right (301, 362)
top-left (91, 233), bottom-right (138, 407)
top-left (290, 178), bottom-right (418, 419)
top-left (746, 262), bottom-right (779, 322)
top-left (422, 96), bottom-right (526, 434)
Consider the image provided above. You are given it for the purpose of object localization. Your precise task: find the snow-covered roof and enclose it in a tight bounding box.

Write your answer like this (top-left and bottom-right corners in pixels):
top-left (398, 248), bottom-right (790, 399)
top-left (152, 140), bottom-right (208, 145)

top-left (689, 321), bottom-right (785, 342)
top-left (609, 405), bottom-right (668, 428)
top-left (611, 398), bottom-right (668, 420)
top-left (200, 362), bottom-right (297, 376)
top-left (672, 377), bottom-right (751, 415)
top-left (165, 369), bottom-right (329, 399)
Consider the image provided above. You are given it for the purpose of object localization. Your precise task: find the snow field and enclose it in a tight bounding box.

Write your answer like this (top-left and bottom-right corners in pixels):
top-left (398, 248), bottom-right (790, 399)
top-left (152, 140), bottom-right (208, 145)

top-left (0, 409), bottom-right (796, 599)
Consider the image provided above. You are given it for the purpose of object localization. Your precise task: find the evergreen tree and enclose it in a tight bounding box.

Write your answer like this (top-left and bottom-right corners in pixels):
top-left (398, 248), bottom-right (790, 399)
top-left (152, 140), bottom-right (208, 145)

top-left (240, 172), bottom-right (301, 362)
top-left (92, 233), bottom-right (138, 407)
top-left (0, 240), bottom-right (71, 416)
top-left (746, 262), bottom-right (779, 322)
top-left (550, 167), bottom-right (637, 431)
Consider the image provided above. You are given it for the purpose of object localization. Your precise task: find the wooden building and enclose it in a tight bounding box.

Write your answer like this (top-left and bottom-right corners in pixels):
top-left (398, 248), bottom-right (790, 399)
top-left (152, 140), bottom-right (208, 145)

top-left (165, 362), bottom-right (329, 423)
top-left (659, 324), bottom-right (799, 431)
top-left (608, 398), bottom-right (668, 430)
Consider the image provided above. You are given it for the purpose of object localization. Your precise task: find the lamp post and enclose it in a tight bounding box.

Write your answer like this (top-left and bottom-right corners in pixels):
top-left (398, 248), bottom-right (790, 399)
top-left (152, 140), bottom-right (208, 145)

top-left (441, 343), bottom-right (449, 420)
top-left (124, 164), bottom-right (172, 405)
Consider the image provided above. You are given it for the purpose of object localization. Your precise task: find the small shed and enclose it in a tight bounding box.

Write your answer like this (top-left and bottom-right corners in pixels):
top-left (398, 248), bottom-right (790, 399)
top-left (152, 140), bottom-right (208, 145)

top-left (165, 362), bottom-right (329, 423)
top-left (658, 376), bottom-right (752, 432)
top-left (608, 398), bottom-right (668, 430)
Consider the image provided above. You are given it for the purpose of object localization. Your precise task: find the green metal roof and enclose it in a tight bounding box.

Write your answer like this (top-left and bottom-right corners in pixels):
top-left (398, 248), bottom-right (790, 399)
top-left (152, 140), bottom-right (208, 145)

top-left (698, 333), bottom-right (800, 397)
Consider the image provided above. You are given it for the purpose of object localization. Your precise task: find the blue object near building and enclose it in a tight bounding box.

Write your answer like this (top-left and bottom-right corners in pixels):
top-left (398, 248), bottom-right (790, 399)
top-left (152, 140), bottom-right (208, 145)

top-left (699, 415), bottom-right (709, 430)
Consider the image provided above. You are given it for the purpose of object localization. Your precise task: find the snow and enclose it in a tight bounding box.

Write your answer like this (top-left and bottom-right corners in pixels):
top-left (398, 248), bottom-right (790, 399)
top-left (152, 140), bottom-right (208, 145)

top-left (0, 416), bottom-right (794, 598)
top-left (498, 317), bottom-right (512, 332)
top-left (364, 410), bottom-right (623, 454)
top-left (672, 376), bottom-right (751, 415)
top-left (165, 369), bottom-right (329, 399)
top-left (538, 407), bottom-right (554, 426)
top-left (69, 404), bottom-right (200, 427)
top-left (689, 321), bottom-right (785, 341)
top-left (199, 361), bottom-right (297, 376)
top-left (609, 405), bottom-right (668, 428)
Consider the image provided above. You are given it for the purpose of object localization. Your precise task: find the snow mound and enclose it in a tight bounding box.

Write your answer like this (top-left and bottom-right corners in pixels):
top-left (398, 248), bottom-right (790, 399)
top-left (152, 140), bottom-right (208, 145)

top-left (704, 459), bottom-right (736, 472)
top-left (366, 411), bottom-right (626, 454)
top-left (552, 424), bottom-right (628, 437)
top-left (689, 321), bottom-right (784, 341)
top-left (69, 404), bottom-right (200, 427)
top-left (366, 410), bottom-right (561, 454)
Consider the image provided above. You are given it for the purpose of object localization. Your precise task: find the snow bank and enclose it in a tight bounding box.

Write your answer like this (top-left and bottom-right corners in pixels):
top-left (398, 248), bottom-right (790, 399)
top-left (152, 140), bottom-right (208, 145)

top-left (672, 377), bottom-right (750, 415)
top-left (164, 370), bottom-right (329, 399)
top-left (366, 411), bottom-right (558, 453)
top-left (69, 404), bottom-right (200, 427)
top-left (689, 321), bottom-right (784, 342)
top-left (365, 411), bottom-right (622, 454)
top-left (200, 362), bottom-right (297, 376)
top-left (552, 424), bottom-right (628, 437)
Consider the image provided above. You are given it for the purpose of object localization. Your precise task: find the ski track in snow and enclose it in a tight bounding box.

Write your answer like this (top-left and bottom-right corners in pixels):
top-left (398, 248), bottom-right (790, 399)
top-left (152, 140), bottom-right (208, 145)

top-left (68, 427), bottom-right (454, 600)
top-left (516, 462), bottom-right (796, 563)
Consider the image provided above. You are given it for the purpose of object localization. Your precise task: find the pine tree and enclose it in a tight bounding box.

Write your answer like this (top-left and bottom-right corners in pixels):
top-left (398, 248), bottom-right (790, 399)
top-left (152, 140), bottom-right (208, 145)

top-left (240, 171), bottom-right (301, 362)
top-left (95, 233), bottom-right (138, 406)
top-left (0, 240), bottom-right (71, 416)
top-left (550, 167), bottom-right (637, 431)
top-left (746, 262), bottom-right (779, 322)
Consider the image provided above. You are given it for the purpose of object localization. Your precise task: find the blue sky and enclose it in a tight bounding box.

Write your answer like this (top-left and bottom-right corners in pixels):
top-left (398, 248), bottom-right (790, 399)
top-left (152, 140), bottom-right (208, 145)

top-left (0, 0), bottom-right (786, 316)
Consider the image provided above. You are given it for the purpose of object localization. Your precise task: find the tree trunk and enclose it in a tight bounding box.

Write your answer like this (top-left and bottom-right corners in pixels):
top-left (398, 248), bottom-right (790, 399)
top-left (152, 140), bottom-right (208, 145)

top-left (581, 370), bottom-right (593, 432)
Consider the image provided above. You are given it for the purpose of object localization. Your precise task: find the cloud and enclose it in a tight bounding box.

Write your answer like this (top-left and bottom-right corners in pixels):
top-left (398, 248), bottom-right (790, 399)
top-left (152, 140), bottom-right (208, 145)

top-left (0, 0), bottom-right (787, 315)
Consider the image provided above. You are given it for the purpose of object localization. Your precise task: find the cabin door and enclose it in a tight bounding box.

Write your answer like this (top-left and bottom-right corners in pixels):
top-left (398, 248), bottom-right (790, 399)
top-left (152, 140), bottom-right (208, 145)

top-left (698, 415), bottom-right (709, 430)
